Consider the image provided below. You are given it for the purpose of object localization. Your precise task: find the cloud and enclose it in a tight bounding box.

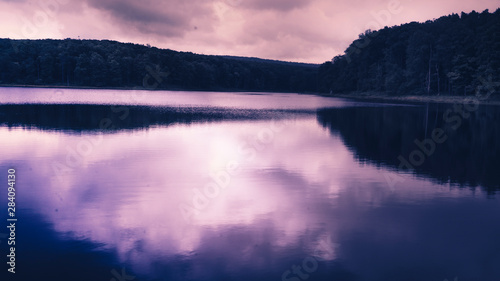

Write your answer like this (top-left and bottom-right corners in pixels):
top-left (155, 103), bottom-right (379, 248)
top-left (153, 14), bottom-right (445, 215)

top-left (84, 0), bottom-right (215, 37)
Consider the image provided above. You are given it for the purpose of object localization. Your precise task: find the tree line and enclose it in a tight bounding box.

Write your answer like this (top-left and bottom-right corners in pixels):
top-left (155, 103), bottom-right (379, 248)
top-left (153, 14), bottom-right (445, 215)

top-left (0, 9), bottom-right (498, 96)
top-left (318, 9), bottom-right (500, 96)
top-left (0, 39), bottom-right (318, 93)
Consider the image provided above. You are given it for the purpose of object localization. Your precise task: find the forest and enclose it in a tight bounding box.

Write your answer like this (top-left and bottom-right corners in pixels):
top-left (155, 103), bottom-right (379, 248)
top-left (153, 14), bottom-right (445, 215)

top-left (0, 39), bottom-right (318, 92)
top-left (318, 8), bottom-right (500, 96)
top-left (0, 9), bottom-right (499, 96)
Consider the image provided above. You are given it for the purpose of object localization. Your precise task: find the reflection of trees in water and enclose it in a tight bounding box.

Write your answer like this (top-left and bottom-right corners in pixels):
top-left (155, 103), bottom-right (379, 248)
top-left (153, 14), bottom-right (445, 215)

top-left (0, 104), bottom-right (311, 133)
top-left (317, 104), bottom-right (500, 193)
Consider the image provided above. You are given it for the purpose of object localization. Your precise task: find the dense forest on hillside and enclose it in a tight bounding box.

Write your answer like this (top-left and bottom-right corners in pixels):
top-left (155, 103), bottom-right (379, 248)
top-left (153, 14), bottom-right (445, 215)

top-left (0, 9), bottom-right (499, 96)
top-left (318, 9), bottom-right (500, 96)
top-left (0, 39), bottom-right (318, 92)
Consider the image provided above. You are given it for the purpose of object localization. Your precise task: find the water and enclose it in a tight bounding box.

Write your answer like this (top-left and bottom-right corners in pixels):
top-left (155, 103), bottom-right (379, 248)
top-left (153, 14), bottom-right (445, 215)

top-left (0, 88), bottom-right (499, 281)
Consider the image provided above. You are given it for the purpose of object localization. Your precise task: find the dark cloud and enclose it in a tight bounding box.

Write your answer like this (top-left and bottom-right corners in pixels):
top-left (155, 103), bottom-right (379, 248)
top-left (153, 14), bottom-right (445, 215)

top-left (85, 0), bottom-right (215, 37)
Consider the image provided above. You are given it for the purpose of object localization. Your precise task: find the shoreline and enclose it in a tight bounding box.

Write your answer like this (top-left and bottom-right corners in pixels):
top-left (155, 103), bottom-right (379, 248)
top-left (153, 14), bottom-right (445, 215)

top-left (1, 84), bottom-right (499, 106)
top-left (322, 92), bottom-right (500, 106)
top-left (0, 84), bottom-right (309, 95)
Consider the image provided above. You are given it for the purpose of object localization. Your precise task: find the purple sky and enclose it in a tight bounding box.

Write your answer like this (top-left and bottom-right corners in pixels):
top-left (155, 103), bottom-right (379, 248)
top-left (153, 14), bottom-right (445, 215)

top-left (1, 0), bottom-right (498, 63)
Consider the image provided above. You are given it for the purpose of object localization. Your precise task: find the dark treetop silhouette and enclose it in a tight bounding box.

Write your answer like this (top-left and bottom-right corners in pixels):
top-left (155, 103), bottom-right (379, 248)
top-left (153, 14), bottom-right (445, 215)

top-left (0, 38), bottom-right (318, 93)
top-left (318, 9), bottom-right (500, 96)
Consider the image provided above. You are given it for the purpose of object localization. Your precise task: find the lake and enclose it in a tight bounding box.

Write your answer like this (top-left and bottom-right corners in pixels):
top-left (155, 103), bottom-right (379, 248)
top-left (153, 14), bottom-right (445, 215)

top-left (0, 87), bottom-right (499, 281)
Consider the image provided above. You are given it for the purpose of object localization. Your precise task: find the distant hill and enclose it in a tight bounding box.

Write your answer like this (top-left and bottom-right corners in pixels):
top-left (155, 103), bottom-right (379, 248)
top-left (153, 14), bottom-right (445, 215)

top-left (0, 38), bottom-right (318, 93)
top-left (318, 9), bottom-right (500, 96)
top-left (220, 55), bottom-right (319, 68)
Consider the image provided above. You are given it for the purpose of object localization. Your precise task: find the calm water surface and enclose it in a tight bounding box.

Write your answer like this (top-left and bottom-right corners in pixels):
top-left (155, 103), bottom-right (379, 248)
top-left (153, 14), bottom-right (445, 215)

top-left (0, 88), bottom-right (499, 281)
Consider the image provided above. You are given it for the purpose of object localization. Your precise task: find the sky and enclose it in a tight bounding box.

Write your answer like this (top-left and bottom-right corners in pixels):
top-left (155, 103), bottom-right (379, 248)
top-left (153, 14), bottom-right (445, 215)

top-left (0, 0), bottom-right (498, 63)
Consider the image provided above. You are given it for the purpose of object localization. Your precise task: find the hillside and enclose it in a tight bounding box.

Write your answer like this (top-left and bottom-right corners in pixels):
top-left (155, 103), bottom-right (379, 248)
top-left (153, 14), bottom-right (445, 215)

top-left (0, 39), bottom-right (318, 93)
top-left (318, 9), bottom-right (500, 96)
